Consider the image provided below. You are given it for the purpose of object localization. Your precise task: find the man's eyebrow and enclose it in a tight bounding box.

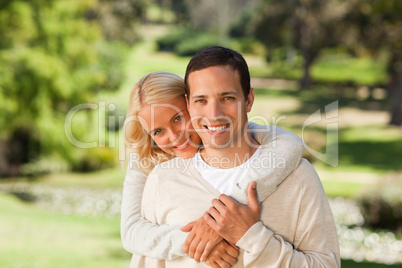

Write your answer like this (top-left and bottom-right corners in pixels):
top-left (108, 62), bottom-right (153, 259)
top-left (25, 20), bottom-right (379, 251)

top-left (149, 110), bottom-right (185, 134)
top-left (220, 91), bottom-right (238, 96)
top-left (191, 95), bottom-right (207, 100)
top-left (191, 91), bottom-right (238, 99)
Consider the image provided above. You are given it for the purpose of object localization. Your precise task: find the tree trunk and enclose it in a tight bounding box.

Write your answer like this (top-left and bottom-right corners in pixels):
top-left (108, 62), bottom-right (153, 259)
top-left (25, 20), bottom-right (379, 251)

top-left (389, 57), bottom-right (402, 126)
top-left (300, 50), bottom-right (319, 90)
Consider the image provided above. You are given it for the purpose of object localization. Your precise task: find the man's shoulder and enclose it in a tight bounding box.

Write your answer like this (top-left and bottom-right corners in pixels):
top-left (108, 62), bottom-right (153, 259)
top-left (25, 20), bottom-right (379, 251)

top-left (150, 156), bottom-right (193, 175)
top-left (286, 158), bottom-right (323, 190)
top-left (295, 158), bottom-right (316, 173)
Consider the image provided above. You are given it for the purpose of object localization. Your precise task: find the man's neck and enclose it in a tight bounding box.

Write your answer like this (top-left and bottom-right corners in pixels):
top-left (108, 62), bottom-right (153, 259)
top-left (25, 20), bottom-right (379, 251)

top-left (200, 134), bottom-right (260, 169)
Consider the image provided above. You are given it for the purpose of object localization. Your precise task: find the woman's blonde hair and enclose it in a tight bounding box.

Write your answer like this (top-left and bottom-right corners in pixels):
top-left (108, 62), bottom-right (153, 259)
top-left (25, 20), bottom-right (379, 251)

top-left (124, 71), bottom-right (186, 173)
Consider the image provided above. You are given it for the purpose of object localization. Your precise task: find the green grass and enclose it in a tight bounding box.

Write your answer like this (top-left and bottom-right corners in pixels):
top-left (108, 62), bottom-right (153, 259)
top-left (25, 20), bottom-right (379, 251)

top-left (249, 49), bottom-right (387, 87)
top-left (312, 53), bottom-right (388, 86)
top-left (322, 180), bottom-right (370, 198)
top-left (0, 193), bottom-right (131, 268)
top-left (1, 190), bottom-right (401, 268)
top-left (5, 167), bottom-right (126, 190)
top-left (253, 85), bottom-right (401, 174)
top-left (40, 167), bottom-right (125, 189)
top-left (341, 259), bottom-right (402, 268)
top-left (337, 125), bottom-right (402, 172)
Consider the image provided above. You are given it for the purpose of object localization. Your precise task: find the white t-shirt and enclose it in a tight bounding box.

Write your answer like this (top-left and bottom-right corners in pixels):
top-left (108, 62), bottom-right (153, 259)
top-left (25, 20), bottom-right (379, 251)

top-left (193, 147), bottom-right (262, 195)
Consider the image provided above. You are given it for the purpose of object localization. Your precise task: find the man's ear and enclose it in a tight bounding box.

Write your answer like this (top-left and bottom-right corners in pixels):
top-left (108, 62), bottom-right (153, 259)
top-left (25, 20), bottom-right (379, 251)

top-left (185, 94), bottom-right (190, 110)
top-left (246, 88), bottom-right (255, 112)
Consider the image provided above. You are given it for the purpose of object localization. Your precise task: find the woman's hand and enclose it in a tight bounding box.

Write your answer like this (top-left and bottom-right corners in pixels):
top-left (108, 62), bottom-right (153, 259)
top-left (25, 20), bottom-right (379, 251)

top-left (204, 181), bottom-right (260, 244)
top-left (204, 240), bottom-right (239, 268)
top-left (181, 216), bottom-right (223, 262)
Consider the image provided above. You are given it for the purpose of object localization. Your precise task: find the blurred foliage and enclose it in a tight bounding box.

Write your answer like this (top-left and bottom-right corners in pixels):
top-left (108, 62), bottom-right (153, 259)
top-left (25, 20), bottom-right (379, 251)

top-left (94, 0), bottom-right (147, 45)
top-left (156, 28), bottom-right (265, 57)
top-left (72, 147), bottom-right (118, 173)
top-left (175, 33), bottom-right (219, 56)
top-left (156, 29), bottom-right (220, 56)
top-left (0, 0), bottom-right (128, 176)
top-left (155, 28), bottom-right (195, 51)
top-left (358, 179), bottom-right (402, 233)
top-left (250, 0), bottom-right (402, 124)
top-left (252, 0), bottom-right (371, 89)
top-left (228, 37), bottom-right (266, 55)
top-left (152, 0), bottom-right (258, 47)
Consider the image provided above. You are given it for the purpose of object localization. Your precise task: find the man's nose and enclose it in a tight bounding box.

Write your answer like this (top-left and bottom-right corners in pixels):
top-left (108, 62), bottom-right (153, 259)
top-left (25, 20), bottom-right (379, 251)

top-left (208, 100), bottom-right (224, 120)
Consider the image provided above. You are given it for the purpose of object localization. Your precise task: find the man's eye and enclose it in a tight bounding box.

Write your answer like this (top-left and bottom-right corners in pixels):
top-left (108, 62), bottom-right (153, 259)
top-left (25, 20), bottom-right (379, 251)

top-left (195, 99), bottom-right (206, 103)
top-left (223, 96), bottom-right (235, 101)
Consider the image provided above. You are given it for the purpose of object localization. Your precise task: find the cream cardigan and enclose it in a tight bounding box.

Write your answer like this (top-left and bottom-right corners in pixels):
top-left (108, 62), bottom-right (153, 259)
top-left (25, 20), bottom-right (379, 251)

top-left (131, 158), bottom-right (340, 267)
top-left (121, 125), bottom-right (305, 260)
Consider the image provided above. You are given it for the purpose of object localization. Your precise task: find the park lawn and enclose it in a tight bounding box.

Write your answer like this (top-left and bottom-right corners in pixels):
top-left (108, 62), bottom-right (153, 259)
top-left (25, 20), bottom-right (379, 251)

top-left (38, 167), bottom-right (125, 190)
top-left (312, 52), bottom-right (388, 86)
top-left (0, 192), bottom-right (131, 268)
top-left (1, 186), bottom-right (402, 268)
top-left (321, 179), bottom-right (369, 199)
top-left (342, 259), bottom-right (402, 268)
top-left (246, 49), bottom-right (387, 86)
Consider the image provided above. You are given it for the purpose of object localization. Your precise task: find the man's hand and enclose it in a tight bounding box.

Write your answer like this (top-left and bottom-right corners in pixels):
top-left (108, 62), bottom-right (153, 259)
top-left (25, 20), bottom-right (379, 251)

top-left (204, 240), bottom-right (239, 268)
top-left (181, 216), bottom-right (223, 262)
top-left (204, 181), bottom-right (260, 244)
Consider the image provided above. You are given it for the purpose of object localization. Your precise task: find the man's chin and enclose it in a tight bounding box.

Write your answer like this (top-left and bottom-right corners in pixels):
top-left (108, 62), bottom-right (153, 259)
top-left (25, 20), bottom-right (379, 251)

top-left (202, 140), bottom-right (233, 150)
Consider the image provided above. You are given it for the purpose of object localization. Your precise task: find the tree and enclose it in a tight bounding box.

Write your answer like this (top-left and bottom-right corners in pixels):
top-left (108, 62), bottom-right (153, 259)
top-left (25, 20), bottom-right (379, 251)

top-left (92, 0), bottom-right (147, 45)
top-left (0, 0), bottom-right (126, 176)
top-left (352, 0), bottom-right (402, 125)
top-left (253, 0), bottom-right (360, 89)
top-left (169, 0), bottom-right (256, 46)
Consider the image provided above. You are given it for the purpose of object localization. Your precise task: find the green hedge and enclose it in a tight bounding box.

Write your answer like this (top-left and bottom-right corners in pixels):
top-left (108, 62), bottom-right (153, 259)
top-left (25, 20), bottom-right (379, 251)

top-left (156, 29), bottom-right (196, 52)
top-left (156, 29), bottom-right (219, 56)
top-left (357, 180), bottom-right (402, 233)
top-left (175, 33), bottom-right (219, 56)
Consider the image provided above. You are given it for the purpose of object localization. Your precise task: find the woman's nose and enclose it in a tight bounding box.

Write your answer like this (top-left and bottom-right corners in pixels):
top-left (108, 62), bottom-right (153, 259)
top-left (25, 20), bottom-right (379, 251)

top-left (167, 128), bottom-right (180, 143)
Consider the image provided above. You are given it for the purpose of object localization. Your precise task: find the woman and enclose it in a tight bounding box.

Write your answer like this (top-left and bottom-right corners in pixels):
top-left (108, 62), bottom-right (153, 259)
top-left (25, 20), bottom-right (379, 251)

top-left (121, 71), bottom-right (304, 267)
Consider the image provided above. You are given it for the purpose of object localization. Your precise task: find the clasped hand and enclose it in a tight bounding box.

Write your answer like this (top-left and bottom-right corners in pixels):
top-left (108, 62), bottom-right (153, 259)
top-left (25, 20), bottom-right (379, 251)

top-left (181, 181), bottom-right (260, 267)
top-left (204, 181), bottom-right (261, 244)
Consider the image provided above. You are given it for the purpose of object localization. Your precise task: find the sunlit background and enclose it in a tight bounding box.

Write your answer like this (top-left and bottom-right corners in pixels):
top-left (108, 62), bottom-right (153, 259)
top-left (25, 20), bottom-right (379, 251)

top-left (0, 0), bottom-right (401, 267)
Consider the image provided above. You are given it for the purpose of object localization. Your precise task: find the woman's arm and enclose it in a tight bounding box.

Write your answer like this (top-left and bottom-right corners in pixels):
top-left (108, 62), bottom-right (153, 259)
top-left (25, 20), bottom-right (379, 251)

top-left (230, 123), bottom-right (305, 204)
top-left (120, 155), bottom-right (187, 260)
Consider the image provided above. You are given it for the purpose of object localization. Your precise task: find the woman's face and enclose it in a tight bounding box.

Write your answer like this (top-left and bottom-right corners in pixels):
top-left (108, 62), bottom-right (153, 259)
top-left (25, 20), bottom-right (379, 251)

top-left (138, 96), bottom-right (201, 159)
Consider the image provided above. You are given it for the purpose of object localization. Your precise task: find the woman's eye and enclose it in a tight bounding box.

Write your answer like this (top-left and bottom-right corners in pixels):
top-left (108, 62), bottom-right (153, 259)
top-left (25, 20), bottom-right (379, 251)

top-left (153, 129), bottom-right (162, 136)
top-left (173, 115), bottom-right (183, 122)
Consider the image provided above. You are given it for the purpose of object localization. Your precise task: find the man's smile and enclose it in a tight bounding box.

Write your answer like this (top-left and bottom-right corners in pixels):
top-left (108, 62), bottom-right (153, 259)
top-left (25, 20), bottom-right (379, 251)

top-left (204, 123), bottom-right (230, 134)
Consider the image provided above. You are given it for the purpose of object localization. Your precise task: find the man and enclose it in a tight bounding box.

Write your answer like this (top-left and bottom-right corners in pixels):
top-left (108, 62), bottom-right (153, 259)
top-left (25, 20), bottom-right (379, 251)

top-left (133, 46), bottom-right (340, 267)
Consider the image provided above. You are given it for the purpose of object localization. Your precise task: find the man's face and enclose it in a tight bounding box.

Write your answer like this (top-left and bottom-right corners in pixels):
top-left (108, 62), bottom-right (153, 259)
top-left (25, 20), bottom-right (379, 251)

top-left (186, 65), bottom-right (254, 150)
